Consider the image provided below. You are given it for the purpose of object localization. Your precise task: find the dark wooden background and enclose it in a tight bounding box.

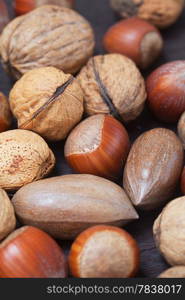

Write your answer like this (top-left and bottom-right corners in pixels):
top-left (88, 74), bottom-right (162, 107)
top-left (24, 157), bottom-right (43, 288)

top-left (2, 0), bottom-right (185, 278)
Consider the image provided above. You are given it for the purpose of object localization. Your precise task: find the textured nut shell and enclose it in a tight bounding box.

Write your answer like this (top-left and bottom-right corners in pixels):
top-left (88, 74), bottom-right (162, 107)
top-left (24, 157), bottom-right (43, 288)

top-left (0, 189), bottom-right (16, 240)
top-left (0, 129), bottom-right (55, 190)
top-left (178, 111), bottom-right (185, 149)
top-left (36, 0), bottom-right (72, 8)
top-left (153, 196), bottom-right (185, 266)
top-left (12, 174), bottom-right (138, 239)
top-left (9, 67), bottom-right (84, 141)
top-left (0, 5), bottom-right (95, 78)
top-left (0, 92), bottom-right (12, 132)
top-left (123, 128), bottom-right (184, 210)
top-left (78, 54), bottom-right (146, 122)
top-left (159, 266), bottom-right (185, 278)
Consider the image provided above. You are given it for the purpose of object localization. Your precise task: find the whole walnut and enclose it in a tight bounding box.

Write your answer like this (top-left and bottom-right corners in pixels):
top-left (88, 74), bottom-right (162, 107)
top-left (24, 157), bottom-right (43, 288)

top-left (153, 196), bottom-right (185, 266)
top-left (159, 266), bottom-right (185, 278)
top-left (0, 129), bottom-right (55, 190)
top-left (0, 92), bottom-right (12, 132)
top-left (110, 0), bottom-right (185, 28)
top-left (0, 5), bottom-right (95, 78)
top-left (9, 67), bottom-right (84, 141)
top-left (77, 54), bottom-right (146, 122)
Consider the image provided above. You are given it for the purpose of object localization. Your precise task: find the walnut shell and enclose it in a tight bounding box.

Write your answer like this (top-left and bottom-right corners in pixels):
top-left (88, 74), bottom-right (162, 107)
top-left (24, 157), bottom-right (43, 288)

top-left (0, 92), bottom-right (12, 132)
top-left (110, 0), bottom-right (185, 28)
top-left (159, 266), bottom-right (185, 278)
top-left (0, 189), bottom-right (16, 240)
top-left (0, 5), bottom-right (95, 78)
top-left (9, 67), bottom-right (84, 141)
top-left (36, 0), bottom-right (73, 9)
top-left (153, 196), bottom-right (185, 266)
top-left (77, 54), bottom-right (146, 122)
top-left (0, 129), bottom-right (55, 190)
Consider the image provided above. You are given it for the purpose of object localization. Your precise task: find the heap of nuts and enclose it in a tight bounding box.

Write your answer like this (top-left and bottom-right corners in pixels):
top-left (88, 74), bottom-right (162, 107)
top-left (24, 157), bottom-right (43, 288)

top-left (0, 0), bottom-right (185, 279)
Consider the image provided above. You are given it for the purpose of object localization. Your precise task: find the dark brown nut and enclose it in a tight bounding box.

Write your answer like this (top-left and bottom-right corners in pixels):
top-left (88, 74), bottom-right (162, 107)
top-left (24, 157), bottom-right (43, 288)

top-left (153, 196), bottom-right (185, 266)
top-left (12, 174), bottom-right (139, 239)
top-left (0, 5), bottom-right (95, 78)
top-left (158, 266), bottom-right (185, 278)
top-left (9, 67), bottom-right (84, 141)
top-left (0, 92), bottom-right (12, 133)
top-left (123, 128), bottom-right (184, 210)
top-left (0, 189), bottom-right (16, 240)
top-left (77, 54), bottom-right (146, 122)
top-left (0, 129), bottom-right (55, 190)
top-left (110, 0), bottom-right (185, 29)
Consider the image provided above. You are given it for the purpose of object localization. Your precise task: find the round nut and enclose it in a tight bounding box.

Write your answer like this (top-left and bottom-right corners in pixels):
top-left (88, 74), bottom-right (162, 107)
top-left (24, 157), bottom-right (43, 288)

top-left (0, 129), bottom-right (55, 190)
top-left (0, 92), bottom-right (12, 133)
top-left (9, 67), bottom-right (84, 141)
top-left (159, 266), bottom-right (185, 278)
top-left (77, 54), bottom-right (146, 122)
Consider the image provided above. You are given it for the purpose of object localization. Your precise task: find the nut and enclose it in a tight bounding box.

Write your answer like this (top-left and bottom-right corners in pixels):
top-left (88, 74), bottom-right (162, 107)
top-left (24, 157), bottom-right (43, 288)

top-left (0, 5), bottom-right (95, 78)
top-left (146, 61), bottom-right (185, 123)
top-left (9, 67), bottom-right (84, 141)
top-left (103, 17), bottom-right (163, 69)
top-left (178, 111), bottom-right (185, 148)
top-left (123, 128), bottom-right (184, 210)
top-left (180, 167), bottom-right (185, 194)
top-left (110, 0), bottom-right (184, 28)
top-left (12, 174), bottom-right (138, 239)
top-left (153, 196), bottom-right (185, 266)
top-left (78, 54), bottom-right (146, 122)
top-left (0, 129), bottom-right (55, 190)
top-left (0, 0), bottom-right (9, 33)
top-left (0, 226), bottom-right (67, 278)
top-left (64, 114), bottom-right (130, 180)
top-left (69, 225), bottom-right (140, 278)
top-left (158, 266), bottom-right (185, 278)
top-left (0, 189), bottom-right (16, 241)
top-left (0, 92), bottom-right (12, 133)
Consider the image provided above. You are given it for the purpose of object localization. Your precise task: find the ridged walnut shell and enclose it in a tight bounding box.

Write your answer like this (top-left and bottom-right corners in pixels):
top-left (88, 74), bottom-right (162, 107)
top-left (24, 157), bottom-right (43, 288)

top-left (0, 129), bottom-right (55, 190)
top-left (123, 128), bottom-right (184, 210)
top-left (0, 5), bottom-right (95, 78)
top-left (9, 67), bottom-right (84, 141)
top-left (153, 196), bottom-right (185, 266)
top-left (0, 92), bottom-right (12, 133)
top-left (12, 174), bottom-right (138, 239)
top-left (110, 0), bottom-right (184, 29)
top-left (78, 54), bottom-right (146, 122)
top-left (158, 266), bottom-right (185, 278)
top-left (0, 189), bottom-right (16, 240)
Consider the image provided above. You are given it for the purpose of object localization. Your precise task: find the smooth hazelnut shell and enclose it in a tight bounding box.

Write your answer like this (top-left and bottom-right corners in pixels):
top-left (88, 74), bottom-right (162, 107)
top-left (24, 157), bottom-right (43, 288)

top-left (103, 17), bottom-right (163, 69)
top-left (69, 225), bottom-right (140, 278)
top-left (146, 61), bottom-right (185, 123)
top-left (0, 92), bottom-right (12, 133)
top-left (65, 115), bottom-right (130, 180)
top-left (0, 226), bottom-right (67, 278)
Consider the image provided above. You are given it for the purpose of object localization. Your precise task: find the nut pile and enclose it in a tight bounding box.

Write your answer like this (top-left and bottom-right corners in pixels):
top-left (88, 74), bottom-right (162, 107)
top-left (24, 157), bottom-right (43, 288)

top-left (0, 0), bottom-right (185, 279)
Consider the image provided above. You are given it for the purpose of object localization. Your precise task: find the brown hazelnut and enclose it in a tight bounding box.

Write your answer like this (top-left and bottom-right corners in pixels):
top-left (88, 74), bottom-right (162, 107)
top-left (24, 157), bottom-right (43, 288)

top-left (0, 92), bottom-right (12, 133)
top-left (110, 0), bottom-right (185, 29)
top-left (158, 266), bottom-right (185, 278)
top-left (153, 196), bottom-right (185, 266)
top-left (9, 67), bottom-right (84, 141)
top-left (180, 167), bottom-right (185, 194)
top-left (0, 5), bottom-right (95, 78)
top-left (77, 54), bottom-right (146, 122)
top-left (103, 17), bottom-right (163, 69)
top-left (178, 111), bottom-right (185, 148)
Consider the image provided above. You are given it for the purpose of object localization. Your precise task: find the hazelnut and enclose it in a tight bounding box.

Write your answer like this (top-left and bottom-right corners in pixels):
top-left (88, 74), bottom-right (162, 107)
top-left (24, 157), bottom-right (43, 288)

top-left (178, 111), bottom-right (185, 148)
top-left (180, 167), bottom-right (185, 194)
top-left (158, 266), bottom-right (185, 278)
top-left (103, 17), bottom-right (163, 69)
top-left (110, 0), bottom-right (185, 29)
top-left (0, 5), bottom-right (95, 78)
top-left (64, 114), bottom-right (130, 180)
top-left (9, 67), bottom-right (84, 141)
top-left (0, 129), bottom-right (55, 190)
top-left (153, 196), bottom-right (185, 266)
top-left (146, 61), bottom-right (185, 123)
top-left (0, 92), bottom-right (12, 133)
top-left (69, 225), bottom-right (140, 278)
top-left (78, 54), bottom-right (146, 122)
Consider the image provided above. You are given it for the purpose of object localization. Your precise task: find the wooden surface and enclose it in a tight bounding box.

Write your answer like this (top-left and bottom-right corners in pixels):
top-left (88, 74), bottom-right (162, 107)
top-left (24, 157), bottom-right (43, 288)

top-left (1, 0), bottom-right (185, 278)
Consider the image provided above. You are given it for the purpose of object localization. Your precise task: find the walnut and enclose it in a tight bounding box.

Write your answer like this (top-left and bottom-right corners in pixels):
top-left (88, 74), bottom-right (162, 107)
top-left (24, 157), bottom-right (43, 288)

top-left (0, 129), bottom-right (55, 190)
top-left (0, 5), bottom-right (95, 79)
top-left (0, 92), bottom-right (12, 132)
top-left (159, 266), bottom-right (185, 278)
top-left (77, 54), bottom-right (146, 122)
top-left (36, 0), bottom-right (73, 9)
top-left (110, 0), bottom-right (185, 28)
top-left (153, 196), bottom-right (185, 266)
top-left (9, 67), bottom-right (84, 141)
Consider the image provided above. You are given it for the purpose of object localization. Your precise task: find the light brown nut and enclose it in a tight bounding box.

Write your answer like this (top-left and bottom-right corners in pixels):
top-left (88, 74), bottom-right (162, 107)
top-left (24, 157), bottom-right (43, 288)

top-left (0, 5), bottom-right (95, 78)
top-left (9, 67), bottom-right (84, 141)
top-left (0, 129), bottom-right (55, 190)
top-left (0, 189), bottom-right (16, 240)
top-left (0, 92), bottom-right (12, 133)
top-left (153, 196), bottom-right (185, 266)
top-left (12, 174), bottom-right (139, 239)
top-left (110, 0), bottom-right (185, 29)
top-left (123, 128), bottom-right (184, 210)
top-left (77, 54), bottom-right (146, 122)
top-left (36, 0), bottom-right (73, 8)
top-left (158, 266), bottom-right (185, 278)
